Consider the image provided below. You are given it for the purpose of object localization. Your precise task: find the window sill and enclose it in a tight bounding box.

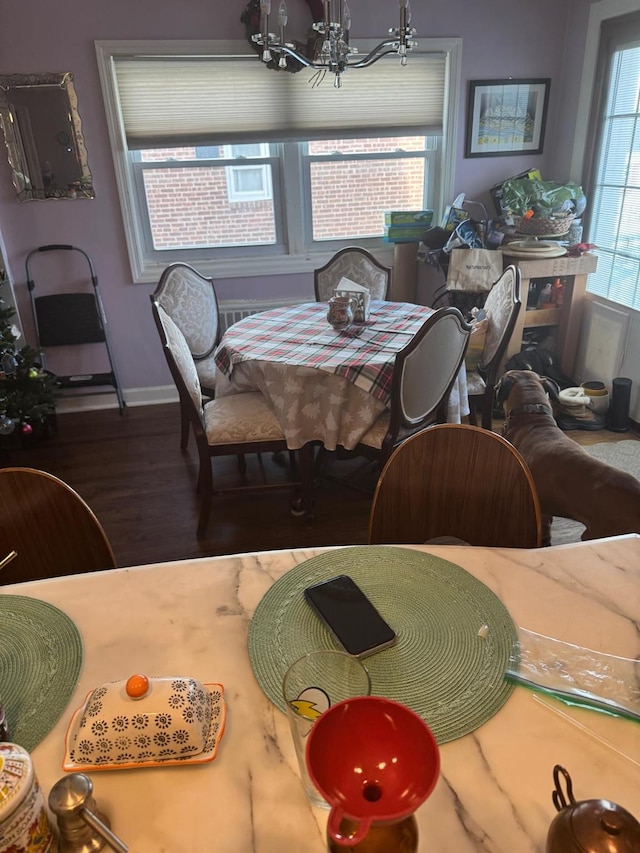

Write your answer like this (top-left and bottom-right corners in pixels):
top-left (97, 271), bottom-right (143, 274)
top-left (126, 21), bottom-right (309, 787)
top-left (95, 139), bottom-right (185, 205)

top-left (134, 245), bottom-right (398, 284)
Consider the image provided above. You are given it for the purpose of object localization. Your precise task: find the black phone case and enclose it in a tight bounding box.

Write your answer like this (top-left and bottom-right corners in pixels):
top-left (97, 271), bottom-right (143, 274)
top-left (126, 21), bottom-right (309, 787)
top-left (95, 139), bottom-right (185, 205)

top-left (304, 575), bottom-right (396, 658)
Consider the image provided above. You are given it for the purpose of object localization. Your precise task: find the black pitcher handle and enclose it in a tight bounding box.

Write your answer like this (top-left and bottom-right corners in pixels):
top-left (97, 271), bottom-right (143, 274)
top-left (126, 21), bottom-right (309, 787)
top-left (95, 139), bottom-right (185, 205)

top-left (552, 764), bottom-right (575, 812)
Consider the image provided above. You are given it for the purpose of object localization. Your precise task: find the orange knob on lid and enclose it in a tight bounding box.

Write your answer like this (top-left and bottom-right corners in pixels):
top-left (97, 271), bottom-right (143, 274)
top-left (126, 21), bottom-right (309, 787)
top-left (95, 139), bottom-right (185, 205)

top-left (126, 674), bottom-right (149, 699)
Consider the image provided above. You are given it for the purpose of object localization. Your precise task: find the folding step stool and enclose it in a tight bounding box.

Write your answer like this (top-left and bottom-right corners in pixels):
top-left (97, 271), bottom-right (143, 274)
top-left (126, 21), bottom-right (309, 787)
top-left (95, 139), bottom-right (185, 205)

top-left (25, 244), bottom-right (126, 413)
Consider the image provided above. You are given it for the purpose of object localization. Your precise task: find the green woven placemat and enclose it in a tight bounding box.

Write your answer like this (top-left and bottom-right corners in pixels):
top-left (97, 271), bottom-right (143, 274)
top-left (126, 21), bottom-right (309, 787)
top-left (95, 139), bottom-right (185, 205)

top-left (0, 595), bottom-right (83, 751)
top-left (248, 546), bottom-right (516, 744)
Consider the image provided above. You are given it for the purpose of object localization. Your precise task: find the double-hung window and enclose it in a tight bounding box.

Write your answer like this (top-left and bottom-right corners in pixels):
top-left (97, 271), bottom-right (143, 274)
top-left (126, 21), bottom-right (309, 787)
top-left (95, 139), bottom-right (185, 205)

top-left (96, 40), bottom-right (460, 281)
top-left (585, 13), bottom-right (640, 309)
top-left (223, 144), bottom-right (272, 203)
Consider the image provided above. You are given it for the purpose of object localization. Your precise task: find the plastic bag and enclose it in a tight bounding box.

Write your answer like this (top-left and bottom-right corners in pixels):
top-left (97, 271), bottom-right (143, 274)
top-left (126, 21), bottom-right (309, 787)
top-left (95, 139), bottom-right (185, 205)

top-left (501, 179), bottom-right (585, 218)
top-left (506, 627), bottom-right (640, 722)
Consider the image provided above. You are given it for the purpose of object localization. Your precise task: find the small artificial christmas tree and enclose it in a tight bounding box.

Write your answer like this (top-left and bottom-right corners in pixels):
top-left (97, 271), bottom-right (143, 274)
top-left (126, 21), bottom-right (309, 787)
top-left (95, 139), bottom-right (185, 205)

top-left (0, 271), bottom-right (57, 443)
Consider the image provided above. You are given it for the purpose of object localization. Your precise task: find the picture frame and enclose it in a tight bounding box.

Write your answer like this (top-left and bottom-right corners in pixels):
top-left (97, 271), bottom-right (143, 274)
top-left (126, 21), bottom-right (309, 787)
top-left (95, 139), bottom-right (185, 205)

top-left (465, 78), bottom-right (551, 158)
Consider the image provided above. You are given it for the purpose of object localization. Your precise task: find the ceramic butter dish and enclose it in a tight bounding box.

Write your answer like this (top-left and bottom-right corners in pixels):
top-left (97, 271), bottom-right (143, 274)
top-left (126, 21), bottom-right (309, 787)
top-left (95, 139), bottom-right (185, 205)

top-left (63, 674), bottom-right (226, 772)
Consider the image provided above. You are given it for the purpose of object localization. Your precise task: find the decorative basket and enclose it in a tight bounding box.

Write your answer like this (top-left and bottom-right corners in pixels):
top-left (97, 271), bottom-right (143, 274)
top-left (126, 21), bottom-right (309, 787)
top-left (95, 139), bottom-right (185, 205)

top-left (514, 213), bottom-right (575, 237)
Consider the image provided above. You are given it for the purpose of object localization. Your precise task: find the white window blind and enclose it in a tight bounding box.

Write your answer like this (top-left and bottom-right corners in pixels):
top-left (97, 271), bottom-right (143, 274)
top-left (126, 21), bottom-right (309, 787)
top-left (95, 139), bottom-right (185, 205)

top-left (114, 53), bottom-right (446, 148)
top-left (588, 13), bottom-right (640, 309)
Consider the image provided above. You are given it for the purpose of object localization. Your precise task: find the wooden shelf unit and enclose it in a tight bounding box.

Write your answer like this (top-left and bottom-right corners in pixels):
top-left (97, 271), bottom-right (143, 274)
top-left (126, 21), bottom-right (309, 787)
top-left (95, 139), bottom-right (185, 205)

top-left (504, 253), bottom-right (598, 377)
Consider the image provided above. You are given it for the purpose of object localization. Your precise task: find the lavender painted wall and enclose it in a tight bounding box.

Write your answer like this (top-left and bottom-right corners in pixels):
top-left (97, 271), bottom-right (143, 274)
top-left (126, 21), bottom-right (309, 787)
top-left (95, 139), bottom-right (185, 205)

top-left (0, 0), bottom-right (590, 394)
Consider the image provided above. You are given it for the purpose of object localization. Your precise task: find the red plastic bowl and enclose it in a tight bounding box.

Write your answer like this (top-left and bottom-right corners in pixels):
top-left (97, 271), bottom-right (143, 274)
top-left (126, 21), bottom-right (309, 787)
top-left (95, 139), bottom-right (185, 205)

top-left (306, 696), bottom-right (440, 846)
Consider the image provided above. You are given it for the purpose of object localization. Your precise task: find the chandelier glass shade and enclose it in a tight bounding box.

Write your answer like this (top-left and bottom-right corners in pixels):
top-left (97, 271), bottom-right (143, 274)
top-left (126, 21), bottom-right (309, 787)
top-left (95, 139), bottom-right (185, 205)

top-left (252, 0), bottom-right (417, 87)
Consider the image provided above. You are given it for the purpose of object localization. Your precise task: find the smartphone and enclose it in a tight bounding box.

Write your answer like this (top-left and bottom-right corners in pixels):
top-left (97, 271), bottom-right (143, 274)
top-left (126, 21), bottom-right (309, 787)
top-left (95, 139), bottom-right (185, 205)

top-left (304, 575), bottom-right (396, 659)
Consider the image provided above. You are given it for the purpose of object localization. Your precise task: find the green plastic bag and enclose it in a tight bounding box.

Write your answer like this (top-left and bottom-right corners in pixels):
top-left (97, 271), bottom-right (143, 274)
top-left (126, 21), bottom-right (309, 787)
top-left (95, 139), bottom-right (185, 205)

top-left (501, 179), bottom-right (585, 217)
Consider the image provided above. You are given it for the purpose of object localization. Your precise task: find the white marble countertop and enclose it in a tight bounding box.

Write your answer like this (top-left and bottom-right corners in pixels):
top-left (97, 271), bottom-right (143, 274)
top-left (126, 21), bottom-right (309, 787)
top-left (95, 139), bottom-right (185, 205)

top-left (3, 538), bottom-right (640, 851)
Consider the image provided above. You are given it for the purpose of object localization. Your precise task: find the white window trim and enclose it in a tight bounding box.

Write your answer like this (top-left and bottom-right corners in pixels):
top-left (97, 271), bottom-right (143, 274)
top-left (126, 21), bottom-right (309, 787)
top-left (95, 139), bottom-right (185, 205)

top-left (223, 144), bottom-right (273, 203)
top-left (570, 0), bottom-right (640, 318)
top-left (95, 39), bottom-right (461, 284)
top-left (571, 0), bottom-right (640, 183)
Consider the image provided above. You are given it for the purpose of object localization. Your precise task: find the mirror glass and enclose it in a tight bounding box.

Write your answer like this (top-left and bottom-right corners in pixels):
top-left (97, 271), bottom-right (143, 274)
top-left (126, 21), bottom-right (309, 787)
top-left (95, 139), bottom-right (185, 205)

top-left (0, 72), bottom-right (94, 201)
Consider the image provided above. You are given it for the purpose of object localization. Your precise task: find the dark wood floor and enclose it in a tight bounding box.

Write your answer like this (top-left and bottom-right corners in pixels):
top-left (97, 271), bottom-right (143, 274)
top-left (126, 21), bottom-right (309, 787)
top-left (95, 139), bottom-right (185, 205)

top-left (1, 403), bottom-right (381, 568)
top-left (2, 403), bottom-right (637, 569)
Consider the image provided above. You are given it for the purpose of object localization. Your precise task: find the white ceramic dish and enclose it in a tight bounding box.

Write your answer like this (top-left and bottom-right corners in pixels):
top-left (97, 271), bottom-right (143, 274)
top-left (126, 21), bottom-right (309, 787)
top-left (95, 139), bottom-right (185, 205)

top-left (514, 228), bottom-right (572, 239)
top-left (504, 245), bottom-right (567, 259)
top-left (63, 682), bottom-right (226, 772)
top-left (507, 240), bottom-right (560, 252)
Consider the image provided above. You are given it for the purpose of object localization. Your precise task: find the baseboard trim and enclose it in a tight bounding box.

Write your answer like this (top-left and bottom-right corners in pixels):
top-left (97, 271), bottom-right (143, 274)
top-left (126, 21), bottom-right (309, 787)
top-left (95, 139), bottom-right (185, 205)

top-left (54, 385), bottom-right (178, 413)
top-left (48, 395), bottom-right (640, 431)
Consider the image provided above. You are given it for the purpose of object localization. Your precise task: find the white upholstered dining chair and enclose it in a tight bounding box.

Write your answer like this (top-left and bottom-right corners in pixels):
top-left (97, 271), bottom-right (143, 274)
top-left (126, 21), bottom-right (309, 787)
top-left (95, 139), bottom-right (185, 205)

top-left (314, 247), bottom-right (391, 302)
top-left (354, 306), bottom-right (471, 469)
top-left (467, 265), bottom-right (522, 430)
top-left (151, 298), bottom-right (305, 535)
top-left (152, 263), bottom-right (220, 449)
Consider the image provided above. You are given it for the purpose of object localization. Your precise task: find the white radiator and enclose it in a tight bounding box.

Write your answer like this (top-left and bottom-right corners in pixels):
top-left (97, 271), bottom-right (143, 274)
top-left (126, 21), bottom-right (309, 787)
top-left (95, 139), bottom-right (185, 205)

top-left (219, 307), bottom-right (262, 334)
top-left (575, 298), bottom-right (631, 385)
top-left (219, 298), bottom-right (305, 334)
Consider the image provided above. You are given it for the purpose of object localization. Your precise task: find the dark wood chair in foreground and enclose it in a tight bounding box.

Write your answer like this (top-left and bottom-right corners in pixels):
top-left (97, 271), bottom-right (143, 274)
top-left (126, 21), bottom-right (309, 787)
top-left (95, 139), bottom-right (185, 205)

top-left (369, 424), bottom-right (542, 548)
top-left (0, 467), bottom-right (116, 584)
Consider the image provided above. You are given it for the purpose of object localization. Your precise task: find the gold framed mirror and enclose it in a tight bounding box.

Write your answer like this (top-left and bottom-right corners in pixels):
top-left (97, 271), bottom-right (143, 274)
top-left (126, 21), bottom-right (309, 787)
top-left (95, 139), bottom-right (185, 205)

top-left (0, 72), bottom-right (94, 201)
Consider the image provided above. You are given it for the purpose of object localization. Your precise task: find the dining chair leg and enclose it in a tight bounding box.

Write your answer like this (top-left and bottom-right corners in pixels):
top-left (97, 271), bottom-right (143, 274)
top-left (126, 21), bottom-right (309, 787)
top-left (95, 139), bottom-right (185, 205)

top-left (196, 457), bottom-right (214, 537)
top-left (313, 445), bottom-right (328, 476)
top-left (481, 391), bottom-right (494, 430)
top-left (291, 442), bottom-right (315, 518)
top-left (180, 401), bottom-right (190, 450)
top-left (257, 452), bottom-right (267, 484)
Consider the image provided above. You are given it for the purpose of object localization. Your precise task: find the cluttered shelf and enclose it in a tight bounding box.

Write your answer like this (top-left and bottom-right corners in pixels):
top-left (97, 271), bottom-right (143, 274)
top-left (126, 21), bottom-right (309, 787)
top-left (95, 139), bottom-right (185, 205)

top-left (503, 252), bottom-right (597, 376)
top-left (385, 170), bottom-right (595, 382)
top-left (390, 171), bottom-right (590, 307)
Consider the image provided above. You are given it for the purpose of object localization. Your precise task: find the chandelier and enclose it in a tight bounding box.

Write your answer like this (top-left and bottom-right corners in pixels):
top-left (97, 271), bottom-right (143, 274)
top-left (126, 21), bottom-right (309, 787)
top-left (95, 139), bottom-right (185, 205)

top-left (252, 0), bottom-right (417, 88)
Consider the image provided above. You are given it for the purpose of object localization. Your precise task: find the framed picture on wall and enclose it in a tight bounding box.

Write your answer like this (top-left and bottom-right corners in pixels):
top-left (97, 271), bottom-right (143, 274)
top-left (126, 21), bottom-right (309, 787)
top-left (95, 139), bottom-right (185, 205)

top-left (465, 78), bottom-right (551, 158)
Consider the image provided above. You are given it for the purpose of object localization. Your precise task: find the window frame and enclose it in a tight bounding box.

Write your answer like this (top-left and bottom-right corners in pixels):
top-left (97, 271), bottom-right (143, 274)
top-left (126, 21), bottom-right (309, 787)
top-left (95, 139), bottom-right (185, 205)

top-left (571, 0), bottom-right (640, 313)
top-left (223, 143), bottom-right (273, 203)
top-left (571, 0), bottom-right (640, 182)
top-left (575, 6), bottom-right (640, 310)
top-left (301, 141), bottom-right (440, 245)
top-left (130, 148), bottom-right (287, 258)
top-left (95, 39), bottom-right (461, 283)
top-left (585, 25), bottom-right (640, 309)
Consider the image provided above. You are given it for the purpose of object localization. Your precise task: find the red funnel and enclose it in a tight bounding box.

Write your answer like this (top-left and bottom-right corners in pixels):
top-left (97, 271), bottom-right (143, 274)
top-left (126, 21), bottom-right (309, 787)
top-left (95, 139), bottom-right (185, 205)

top-left (306, 696), bottom-right (440, 847)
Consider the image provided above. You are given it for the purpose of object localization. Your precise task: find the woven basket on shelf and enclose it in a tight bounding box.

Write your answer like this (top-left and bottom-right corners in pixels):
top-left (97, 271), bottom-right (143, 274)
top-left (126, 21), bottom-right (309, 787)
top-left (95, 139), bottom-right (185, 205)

top-left (513, 212), bottom-right (575, 236)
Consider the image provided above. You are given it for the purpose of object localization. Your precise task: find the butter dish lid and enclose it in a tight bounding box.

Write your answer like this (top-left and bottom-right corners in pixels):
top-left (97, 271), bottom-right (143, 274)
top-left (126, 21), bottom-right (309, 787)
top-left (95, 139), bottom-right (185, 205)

top-left (63, 675), bottom-right (226, 771)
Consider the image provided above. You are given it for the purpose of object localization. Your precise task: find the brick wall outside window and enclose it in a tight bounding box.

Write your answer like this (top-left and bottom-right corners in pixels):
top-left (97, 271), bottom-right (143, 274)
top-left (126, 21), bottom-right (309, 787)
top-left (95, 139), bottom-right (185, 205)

top-left (141, 137), bottom-right (427, 247)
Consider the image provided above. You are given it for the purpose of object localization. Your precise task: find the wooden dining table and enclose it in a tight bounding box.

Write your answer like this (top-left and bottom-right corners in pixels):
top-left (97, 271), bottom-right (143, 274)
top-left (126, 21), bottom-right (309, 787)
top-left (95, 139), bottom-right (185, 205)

top-left (4, 536), bottom-right (639, 852)
top-left (214, 300), bottom-right (469, 451)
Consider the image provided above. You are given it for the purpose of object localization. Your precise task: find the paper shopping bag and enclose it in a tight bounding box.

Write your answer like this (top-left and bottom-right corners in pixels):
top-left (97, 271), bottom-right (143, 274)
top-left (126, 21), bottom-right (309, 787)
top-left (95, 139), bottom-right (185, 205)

top-left (446, 249), bottom-right (503, 292)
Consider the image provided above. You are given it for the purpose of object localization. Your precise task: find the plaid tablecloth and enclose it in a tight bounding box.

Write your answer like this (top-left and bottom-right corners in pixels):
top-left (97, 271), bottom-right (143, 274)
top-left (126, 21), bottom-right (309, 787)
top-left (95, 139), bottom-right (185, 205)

top-left (214, 301), bottom-right (468, 450)
top-left (216, 301), bottom-right (441, 404)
